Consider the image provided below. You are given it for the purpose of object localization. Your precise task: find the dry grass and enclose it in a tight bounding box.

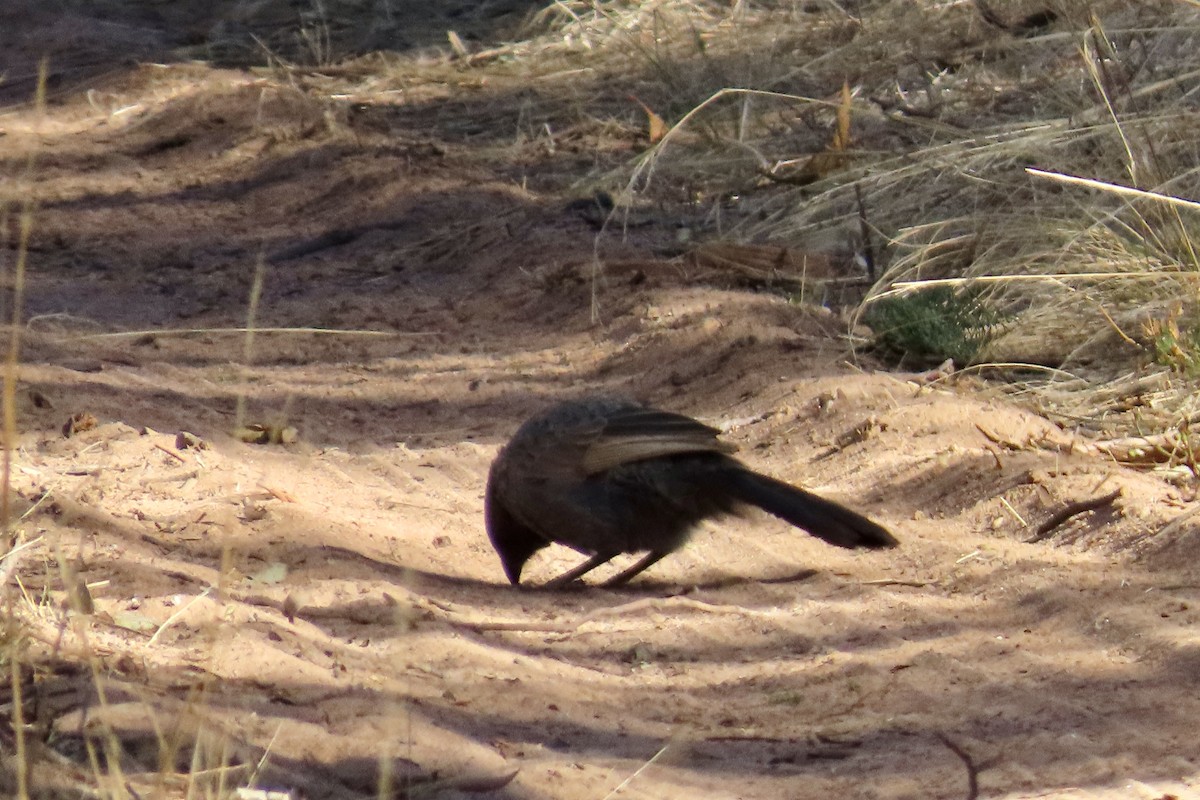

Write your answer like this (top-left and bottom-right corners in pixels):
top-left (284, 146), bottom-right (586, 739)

top-left (501, 0), bottom-right (1200, 441)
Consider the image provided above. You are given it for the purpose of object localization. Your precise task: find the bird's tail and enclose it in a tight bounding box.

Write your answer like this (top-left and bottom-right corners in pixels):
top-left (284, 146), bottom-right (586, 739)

top-left (725, 469), bottom-right (898, 549)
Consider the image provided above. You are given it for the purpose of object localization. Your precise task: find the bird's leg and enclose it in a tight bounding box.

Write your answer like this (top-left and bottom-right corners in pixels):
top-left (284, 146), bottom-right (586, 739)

top-left (601, 551), bottom-right (668, 587)
top-left (543, 553), bottom-right (617, 589)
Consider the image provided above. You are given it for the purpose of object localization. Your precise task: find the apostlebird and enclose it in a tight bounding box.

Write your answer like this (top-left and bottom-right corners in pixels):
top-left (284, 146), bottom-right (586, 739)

top-left (485, 396), bottom-right (897, 588)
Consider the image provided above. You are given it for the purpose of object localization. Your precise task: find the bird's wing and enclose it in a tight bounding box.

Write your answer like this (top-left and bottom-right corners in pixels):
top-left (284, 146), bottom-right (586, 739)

top-left (581, 407), bottom-right (736, 475)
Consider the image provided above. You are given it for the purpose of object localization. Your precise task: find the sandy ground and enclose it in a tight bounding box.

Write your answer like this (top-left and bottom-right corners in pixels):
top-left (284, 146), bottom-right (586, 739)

top-left (2, 5), bottom-right (1200, 800)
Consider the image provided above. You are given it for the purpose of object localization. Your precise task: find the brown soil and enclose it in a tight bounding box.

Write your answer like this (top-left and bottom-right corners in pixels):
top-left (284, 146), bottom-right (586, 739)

top-left (2, 5), bottom-right (1199, 800)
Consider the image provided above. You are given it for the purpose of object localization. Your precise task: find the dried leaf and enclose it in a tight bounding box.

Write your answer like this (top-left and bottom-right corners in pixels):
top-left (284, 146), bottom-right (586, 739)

top-left (62, 412), bottom-right (97, 438)
top-left (832, 80), bottom-right (852, 152)
top-left (772, 81), bottom-right (855, 185)
top-left (629, 94), bottom-right (668, 143)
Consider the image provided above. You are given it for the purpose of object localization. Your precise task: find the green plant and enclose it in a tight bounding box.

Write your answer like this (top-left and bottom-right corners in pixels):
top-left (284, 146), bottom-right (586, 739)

top-left (1144, 308), bottom-right (1200, 376)
top-left (865, 286), bottom-right (1005, 367)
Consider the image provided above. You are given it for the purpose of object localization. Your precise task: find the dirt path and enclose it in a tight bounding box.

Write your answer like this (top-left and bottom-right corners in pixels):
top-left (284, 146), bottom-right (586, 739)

top-left (2, 12), bottom-right (1200, 800)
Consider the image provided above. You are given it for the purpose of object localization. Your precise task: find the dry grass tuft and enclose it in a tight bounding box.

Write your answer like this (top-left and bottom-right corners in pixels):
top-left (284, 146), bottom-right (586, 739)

top-left (510, 0), bottom-right (1200, 441)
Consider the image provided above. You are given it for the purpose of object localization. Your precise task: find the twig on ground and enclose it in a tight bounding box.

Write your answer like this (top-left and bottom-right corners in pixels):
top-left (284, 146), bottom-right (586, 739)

top-left (152, 442), bottom-right (187, 463)
top-left (601, 741), bottom-right (670, 800)
top-left (999, 497), bottom-right (1027, 527)
top-left (975, 424), bottom-right (1020, 450)
top-left (451, 619), bottom-right (575, 633)
top-left (935, 733), bottom-right (980, 800)
top-left (139, 469), bottom-right (200, 486)
top-left (579, 595), bottom-right (765, 622)
top-left (147, 587), bottom-right (214, 646)
top-left (1024, 488), bottom-right (1121, 543)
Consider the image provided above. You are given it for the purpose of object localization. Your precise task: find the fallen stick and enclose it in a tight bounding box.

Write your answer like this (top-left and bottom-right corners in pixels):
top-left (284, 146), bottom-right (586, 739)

top-left (1024, 488), bottom-right (1122, 543)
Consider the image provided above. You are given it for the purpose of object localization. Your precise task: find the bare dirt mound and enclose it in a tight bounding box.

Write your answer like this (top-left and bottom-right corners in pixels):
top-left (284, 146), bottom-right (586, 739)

top-left (2, 11), bottom-right (1200, 800)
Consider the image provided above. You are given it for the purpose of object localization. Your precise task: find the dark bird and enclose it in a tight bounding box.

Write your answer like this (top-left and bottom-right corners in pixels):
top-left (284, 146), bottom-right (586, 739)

top-left (484, 396), bottom-right (897, 589)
